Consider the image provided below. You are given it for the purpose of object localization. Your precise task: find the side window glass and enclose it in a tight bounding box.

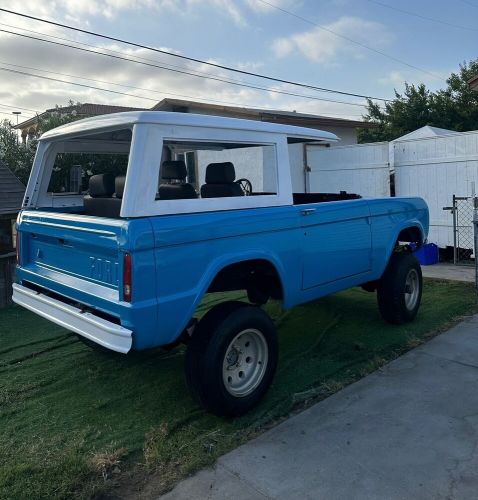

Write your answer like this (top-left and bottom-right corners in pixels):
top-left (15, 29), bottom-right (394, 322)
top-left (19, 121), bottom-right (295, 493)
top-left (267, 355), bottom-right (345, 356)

top-left (157, 140), bottom-right (277, 200)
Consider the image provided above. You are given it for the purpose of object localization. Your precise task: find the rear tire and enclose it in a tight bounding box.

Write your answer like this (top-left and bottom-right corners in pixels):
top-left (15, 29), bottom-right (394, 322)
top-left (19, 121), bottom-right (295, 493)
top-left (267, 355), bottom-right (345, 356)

top-left (377, 252), bottom-right (422, 325)
top-left (185, 301), bottom-right (278, 417)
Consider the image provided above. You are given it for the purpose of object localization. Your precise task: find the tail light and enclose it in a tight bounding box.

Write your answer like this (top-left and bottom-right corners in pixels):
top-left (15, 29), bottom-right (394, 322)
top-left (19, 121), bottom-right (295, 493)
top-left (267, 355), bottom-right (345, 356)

top-left (123, 253), bottom-right (132, 302)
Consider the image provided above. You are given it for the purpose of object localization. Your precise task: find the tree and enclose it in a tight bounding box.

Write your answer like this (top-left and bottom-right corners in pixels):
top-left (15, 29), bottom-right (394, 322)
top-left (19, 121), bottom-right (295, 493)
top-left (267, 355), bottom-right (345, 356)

top-left (0, 120), bottom-right (36, 184)
top-left (0, 101), bottom-right (82, 184)
top-left (359, 59), bottom-right (478, 143)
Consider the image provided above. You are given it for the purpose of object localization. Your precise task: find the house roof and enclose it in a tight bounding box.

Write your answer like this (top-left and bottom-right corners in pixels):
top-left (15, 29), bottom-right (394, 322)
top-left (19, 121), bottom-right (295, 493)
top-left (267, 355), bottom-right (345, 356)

top-left (14, 103), bottom-right (147, 131)
top-left (0, 161), bottom-right (25, 215)
top-left (151, 98), bottom-right (375, 129)
top-left (39, 110), bottom-right (340, 143)
top-left (468, 74), bottom-right (478, 91)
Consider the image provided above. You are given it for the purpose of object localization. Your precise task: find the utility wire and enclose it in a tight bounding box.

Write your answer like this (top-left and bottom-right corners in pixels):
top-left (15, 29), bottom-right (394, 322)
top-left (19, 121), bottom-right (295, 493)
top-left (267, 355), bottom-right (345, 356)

top-left (0, 110), bottom-right (34, 118)
top-left (0, 60), bottom-right (364, 117)
top-left (0, 102), bottom-right (39, 113)
top-left (0, 66), bottom-right (158, 102)
top-left (0, 7), bottom-right (392, 101)
top-left (0, 66), bottom-right (369, 120)
top-left (365, 0), bottom-right (478, 32)
top-left (0, 21), bottom-right (279, 97)
top-left (0, 20), bottom-right (376, 107)
top-left (0, 29), bottom-right (372, 108)
top-left (255, 0), bottom-right (446, 81)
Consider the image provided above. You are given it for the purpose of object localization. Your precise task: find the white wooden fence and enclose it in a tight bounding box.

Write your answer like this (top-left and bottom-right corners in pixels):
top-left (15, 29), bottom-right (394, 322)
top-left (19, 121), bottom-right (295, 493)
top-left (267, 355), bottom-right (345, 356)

top-left (394, 130), bottom-right (478, 249)
top-left (306, 142), bottom-right (390, 198)
top-left (305, 130), bottom-right (478, 250)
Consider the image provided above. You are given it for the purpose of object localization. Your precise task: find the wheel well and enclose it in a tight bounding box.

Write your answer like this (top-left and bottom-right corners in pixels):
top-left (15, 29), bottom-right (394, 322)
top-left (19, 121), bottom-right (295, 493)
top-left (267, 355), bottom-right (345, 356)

top-left (397, 226), bottom-right (422, 248)
top-left (207, 259), bottom-right (283, 300)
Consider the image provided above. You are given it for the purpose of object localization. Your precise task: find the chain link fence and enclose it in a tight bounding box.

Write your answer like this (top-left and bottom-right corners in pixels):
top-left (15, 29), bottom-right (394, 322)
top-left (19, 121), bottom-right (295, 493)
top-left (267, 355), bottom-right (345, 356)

top-left (443, 195), bottom-right (476, 266)
top-left (454, 196), bottom-right (475, 265)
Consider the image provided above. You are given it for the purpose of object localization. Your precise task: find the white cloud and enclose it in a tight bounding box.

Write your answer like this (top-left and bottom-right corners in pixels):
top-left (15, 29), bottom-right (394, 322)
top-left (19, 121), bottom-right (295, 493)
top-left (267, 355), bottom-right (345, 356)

top-left (271, 16), bottom-right (393, 64)
top-left (377, 68), bottom-right (446, 93)
top-left (244, 0), bottom-right (301, 13)
top-left (379, 71), bottom-right (405, 87)
top-left (0, 32), bottom-right (366, 124)
top-left (0, 1), bottom-right (368, 123)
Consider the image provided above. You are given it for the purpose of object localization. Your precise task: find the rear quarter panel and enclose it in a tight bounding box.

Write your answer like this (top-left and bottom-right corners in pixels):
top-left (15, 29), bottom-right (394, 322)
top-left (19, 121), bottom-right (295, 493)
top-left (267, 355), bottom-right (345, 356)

top-left (150, 206), bottom-right (301, 346)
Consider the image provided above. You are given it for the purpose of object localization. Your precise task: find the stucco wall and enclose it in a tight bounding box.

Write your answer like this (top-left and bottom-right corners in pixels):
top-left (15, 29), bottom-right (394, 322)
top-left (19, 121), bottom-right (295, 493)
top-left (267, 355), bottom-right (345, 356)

top-left (325, 126), bottom-right (358, 146)
top-left (197, 145), bottom-right (277, 193)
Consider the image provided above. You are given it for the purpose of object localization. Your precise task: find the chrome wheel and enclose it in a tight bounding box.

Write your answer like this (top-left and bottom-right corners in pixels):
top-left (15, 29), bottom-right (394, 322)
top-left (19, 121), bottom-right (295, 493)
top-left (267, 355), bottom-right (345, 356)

top-left (222, 329), bottom-right (268, 397)
top-left (404, 268), bottom-right (420, 310)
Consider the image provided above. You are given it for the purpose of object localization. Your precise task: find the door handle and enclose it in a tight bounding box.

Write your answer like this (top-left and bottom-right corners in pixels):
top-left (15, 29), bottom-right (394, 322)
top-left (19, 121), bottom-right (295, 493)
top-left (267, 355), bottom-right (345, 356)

top-left (301, 208), bottom-right (316, 216)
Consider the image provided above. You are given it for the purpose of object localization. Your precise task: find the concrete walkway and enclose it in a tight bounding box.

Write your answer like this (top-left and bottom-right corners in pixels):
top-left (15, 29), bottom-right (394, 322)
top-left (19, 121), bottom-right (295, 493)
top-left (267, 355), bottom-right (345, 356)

top-left (421, 262), bottom-right (475, 283)
top-left (162, 315), bottom-right (478, 500)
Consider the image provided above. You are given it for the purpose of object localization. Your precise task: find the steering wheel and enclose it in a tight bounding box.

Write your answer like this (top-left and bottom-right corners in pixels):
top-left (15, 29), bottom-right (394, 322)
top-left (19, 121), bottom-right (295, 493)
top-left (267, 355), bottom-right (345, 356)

top-left (235, 178), bottom-right (253, 196)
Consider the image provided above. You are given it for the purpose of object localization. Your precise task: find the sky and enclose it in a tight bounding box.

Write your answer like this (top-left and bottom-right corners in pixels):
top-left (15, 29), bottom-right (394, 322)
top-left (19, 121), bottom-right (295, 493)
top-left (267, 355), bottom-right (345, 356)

top-left (0, 0), bottom-right (477, 124)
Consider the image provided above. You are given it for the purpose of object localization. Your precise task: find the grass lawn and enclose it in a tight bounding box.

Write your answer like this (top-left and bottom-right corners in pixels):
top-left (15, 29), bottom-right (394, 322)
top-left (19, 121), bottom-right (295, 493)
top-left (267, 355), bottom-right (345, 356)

top-left (0, 279), bottom-right (476, 499)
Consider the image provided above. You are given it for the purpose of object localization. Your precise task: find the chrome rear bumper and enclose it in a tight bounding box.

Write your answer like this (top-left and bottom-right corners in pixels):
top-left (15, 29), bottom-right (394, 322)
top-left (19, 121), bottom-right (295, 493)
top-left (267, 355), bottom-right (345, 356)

top-left (12, 283), bottom-right (132, 353)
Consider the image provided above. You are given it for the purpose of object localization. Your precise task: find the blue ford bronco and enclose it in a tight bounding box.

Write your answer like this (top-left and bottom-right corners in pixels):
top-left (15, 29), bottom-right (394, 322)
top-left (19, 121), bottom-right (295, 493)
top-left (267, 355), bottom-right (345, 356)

top-left (13, 111), bottom-right (428, 416)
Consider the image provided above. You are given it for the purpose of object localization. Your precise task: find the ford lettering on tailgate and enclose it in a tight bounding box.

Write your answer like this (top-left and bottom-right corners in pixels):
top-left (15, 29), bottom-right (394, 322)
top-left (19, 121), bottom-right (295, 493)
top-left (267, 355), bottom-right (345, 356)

top-left (89, 257), bottom-right (119, 285)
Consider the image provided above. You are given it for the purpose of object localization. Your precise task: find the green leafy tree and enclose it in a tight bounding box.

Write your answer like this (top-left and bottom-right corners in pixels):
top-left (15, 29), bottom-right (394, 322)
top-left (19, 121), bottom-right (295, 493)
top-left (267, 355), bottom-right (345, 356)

top-left (0, 119), bottom-right (36, 184)
top-left (359, 59), bottom-right (478, 143)
top-left (0, 101), bottom-right (82, 184)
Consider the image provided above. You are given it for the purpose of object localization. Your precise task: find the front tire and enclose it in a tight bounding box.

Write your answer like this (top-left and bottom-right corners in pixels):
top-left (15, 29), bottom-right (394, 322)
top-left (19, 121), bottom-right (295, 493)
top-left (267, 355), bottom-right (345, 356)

top-left (377, 252), bottom-right (422, 325)
top-left (185, 301), bottom-right (278, 417)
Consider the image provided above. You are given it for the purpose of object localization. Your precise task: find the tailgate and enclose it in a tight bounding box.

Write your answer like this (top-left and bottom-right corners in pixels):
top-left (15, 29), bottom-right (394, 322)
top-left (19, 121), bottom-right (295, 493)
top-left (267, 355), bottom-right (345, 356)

top-left (17, 211), bottom-right (127, 305)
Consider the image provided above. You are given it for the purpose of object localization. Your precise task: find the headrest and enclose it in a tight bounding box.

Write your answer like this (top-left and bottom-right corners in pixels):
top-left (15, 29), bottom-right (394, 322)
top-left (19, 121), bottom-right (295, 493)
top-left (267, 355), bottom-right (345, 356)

top-left (205, 162), bottom-right (236, 184)
top-left (115, 176), bottom-right (125, 199)
top-left (161, 160), bottom-right (187, 180)
top-left (88, 173), bottom-right (115, 197)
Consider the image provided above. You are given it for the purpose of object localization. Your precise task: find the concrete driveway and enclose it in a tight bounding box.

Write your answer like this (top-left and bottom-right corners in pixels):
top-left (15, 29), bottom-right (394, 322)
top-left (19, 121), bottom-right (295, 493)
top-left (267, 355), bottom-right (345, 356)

top-left (421, 263), bottom-right (475, 283)
top-left (161, 315), bottom-right (478, 500)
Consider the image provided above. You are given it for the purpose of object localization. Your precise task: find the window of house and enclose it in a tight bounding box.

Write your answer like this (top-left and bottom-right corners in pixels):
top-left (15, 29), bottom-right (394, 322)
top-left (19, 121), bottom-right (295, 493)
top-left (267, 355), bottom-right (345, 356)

top-left (157, 140), bottom-right (278, 200)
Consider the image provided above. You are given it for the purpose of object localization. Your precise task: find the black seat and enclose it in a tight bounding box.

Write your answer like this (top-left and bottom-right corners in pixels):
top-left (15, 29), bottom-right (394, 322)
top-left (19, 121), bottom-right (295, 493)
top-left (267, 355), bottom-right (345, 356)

top-left (84, 173), bottom-right (122, 218)
top-left (114, 175), bottom-right (125, 200)
top-left (158, 160), bottom-right (197, 200)
top-left (200, 162), bottom-right (244, 198)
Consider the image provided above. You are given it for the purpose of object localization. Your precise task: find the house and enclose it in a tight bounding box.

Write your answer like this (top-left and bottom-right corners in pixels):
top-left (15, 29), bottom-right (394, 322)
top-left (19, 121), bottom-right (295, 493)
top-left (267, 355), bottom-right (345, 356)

top-left (0, 161), bottom-right (25, 307)
top-left (152, 98), bottom-right (373, 146)
top-left (468, 75), bottom-right (478, 91)
top-left (13, 98), bottom-right (375, 193)
top-left (0, 161), bottom-right (24, 253)
top-left (152, 99), bottom-right (375, 192)
top-left (14, 103), bottom-right (147, 143)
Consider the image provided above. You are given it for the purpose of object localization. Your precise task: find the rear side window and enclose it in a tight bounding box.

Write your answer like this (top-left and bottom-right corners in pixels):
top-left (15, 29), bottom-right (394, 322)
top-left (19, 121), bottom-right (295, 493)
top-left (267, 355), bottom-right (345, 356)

top-left (157, 140), bottom-right (278, 200)
top-left (47, 152), bottom-right (129, 194)
top-left (46, 127), bottom-right (132, 195)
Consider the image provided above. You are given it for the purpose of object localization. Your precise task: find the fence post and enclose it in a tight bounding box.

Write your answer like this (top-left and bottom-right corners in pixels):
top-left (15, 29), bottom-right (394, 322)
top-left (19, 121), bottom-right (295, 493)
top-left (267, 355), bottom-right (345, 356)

top-left (474, 197), bottom-right (478, 292)
top-left (452, 194), bottom-right (457, 265)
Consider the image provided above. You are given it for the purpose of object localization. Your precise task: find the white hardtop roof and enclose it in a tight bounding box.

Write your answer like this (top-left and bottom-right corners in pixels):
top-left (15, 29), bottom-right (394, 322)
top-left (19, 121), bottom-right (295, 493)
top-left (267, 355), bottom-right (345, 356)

top-left (40, 110), bottom-right (339, 143)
